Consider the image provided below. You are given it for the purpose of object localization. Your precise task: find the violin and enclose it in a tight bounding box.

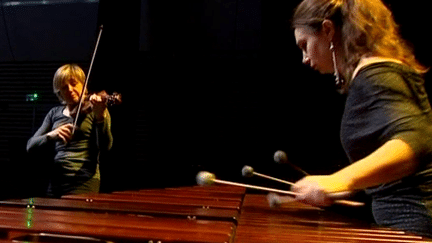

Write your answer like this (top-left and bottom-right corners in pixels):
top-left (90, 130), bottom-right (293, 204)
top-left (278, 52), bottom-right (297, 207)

top-left (69, 91), bottom-right (122, 118)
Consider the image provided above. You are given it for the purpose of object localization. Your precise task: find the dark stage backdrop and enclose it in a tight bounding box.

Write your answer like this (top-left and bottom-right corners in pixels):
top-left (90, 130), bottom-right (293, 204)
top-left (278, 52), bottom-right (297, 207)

top-left (0, 0), bottom-right (430, 198)
top-left (133, 0), bottom-right (432, 188)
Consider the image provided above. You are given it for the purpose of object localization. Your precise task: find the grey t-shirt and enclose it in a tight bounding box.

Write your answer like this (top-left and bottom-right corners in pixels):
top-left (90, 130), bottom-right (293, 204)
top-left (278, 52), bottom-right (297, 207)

top-left (27, 106), bottom-right (113, 196)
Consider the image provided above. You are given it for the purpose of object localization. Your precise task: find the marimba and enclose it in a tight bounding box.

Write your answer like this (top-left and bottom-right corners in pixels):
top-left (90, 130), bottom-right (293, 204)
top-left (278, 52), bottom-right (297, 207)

top-left (0, 185), bottom-right (430, 243)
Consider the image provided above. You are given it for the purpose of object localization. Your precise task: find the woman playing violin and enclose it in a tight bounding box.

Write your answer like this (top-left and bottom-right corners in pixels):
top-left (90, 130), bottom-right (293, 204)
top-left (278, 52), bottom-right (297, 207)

top-left (27, 64), bottom-right (113, 197)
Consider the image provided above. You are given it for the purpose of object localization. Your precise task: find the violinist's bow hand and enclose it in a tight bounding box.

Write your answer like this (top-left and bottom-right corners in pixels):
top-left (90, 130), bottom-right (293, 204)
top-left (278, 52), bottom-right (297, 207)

top-left (47, 123), bottom-right (75, 144)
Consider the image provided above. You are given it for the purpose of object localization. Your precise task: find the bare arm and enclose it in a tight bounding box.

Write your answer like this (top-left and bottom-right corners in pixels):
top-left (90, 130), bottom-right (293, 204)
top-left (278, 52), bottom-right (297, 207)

top-left (292, 139), bottom-right (418, 206)
top-left (332, 139), bottom-right (417, 191)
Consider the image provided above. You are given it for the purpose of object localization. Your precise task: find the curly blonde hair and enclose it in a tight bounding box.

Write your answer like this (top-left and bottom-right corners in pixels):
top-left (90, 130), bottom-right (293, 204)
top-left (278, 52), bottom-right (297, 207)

top-left (292, 0), bottom-right (428, 82)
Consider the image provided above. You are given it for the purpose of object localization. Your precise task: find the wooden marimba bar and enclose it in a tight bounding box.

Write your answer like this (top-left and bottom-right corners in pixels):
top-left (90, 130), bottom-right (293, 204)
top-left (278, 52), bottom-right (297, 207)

top-left (0, 185), bottom-right (431, 243)
top-left (0, 185), bottom-right (245, 243)
top-left (234, 194), bottom-right (432, 243)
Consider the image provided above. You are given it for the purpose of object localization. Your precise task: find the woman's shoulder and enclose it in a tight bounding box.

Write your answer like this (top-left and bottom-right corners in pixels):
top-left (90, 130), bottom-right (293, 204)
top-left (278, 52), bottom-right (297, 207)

top-left (46, 105), bottom-right (65, 117)
top-left (349, 61), bottom-right (427, 103)
top-left (356, 60), bottom-right (421, 80)
top-left (353, 61), bottom-right (422, 88)
top-left (49, 105), bottom-right (65, 112)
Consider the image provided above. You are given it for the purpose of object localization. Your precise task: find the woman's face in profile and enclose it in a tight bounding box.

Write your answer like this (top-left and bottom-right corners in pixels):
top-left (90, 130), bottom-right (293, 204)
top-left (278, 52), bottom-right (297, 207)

top-left (294, 26), bottom-right (334, 74)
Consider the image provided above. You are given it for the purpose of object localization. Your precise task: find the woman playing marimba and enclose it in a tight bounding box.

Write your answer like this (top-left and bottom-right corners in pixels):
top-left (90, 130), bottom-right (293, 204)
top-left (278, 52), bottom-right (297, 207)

top-left (291, 0), bottom-right (432, 238)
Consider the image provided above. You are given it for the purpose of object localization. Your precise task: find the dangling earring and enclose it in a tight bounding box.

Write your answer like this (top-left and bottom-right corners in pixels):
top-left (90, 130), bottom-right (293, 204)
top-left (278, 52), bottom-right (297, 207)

top-left (330, 42), bottom-right (343, 86)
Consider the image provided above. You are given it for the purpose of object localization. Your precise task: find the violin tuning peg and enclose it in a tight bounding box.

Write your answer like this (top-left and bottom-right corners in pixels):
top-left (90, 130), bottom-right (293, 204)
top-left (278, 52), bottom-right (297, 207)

top-left (114, 92), bottom-right (122, 105)
top-left (106, 92), bottom-right (122, 106)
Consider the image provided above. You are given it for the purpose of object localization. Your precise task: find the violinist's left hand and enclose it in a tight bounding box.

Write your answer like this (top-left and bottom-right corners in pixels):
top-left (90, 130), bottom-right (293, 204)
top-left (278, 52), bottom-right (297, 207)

top-left (89, 91), bottom-right (108, 122)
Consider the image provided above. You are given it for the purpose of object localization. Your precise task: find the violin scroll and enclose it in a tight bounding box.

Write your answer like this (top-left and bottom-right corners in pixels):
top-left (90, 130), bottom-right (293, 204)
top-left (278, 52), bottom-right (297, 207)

top-left (106, 92), bottom-right (122, 106)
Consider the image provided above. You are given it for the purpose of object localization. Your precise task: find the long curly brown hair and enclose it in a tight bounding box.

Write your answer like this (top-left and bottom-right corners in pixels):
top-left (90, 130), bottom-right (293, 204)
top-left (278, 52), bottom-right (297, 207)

top-left (292, 0), bottom-right (428, 82)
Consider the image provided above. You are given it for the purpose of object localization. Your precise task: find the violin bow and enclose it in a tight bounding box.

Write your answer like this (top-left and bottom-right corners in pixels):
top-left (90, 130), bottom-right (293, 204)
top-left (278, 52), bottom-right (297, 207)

top-left (72, 25), bottom-right (104, 135)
